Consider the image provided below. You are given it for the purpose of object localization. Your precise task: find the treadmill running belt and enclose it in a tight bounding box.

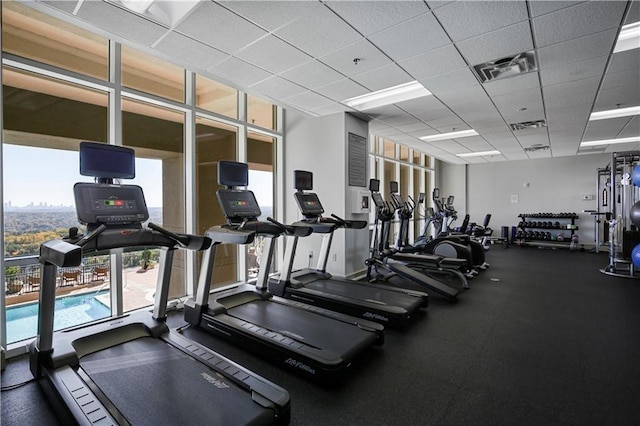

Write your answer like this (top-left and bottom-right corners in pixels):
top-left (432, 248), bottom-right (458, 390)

top-left (228, 300), bottom-right (376, 355)
top-left (304, 279), bottom-right (420, 309)
top-left (81, 337), bottom-right (274, 425)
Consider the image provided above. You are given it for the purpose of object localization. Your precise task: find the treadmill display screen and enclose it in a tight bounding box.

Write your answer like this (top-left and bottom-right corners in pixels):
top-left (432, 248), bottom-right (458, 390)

top-left (294, 192), bottom-right (324, 216)
top-left (79, 142), bottom-right (136, 179)
top-left (371, 192), bottom-right (384, 207)
top-left (217, 189), bottom-right (261, 220)
top-left (218, 160), bottom-right (249, 187)
top-left (294, 170), bottom-right (313, 191)
top-left (389, 181), bottom-right (399, 194)
top-left (74, 183), bottom-right (148, 225)
top-left (369, 179), bottom-right (380, 192)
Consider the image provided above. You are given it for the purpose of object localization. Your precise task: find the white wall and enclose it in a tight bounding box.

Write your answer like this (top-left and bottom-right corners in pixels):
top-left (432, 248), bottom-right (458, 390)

top-left (465, 153), bottom-right (610, 245)
top-left (436, 160), bottom-right (467, 216)
top-left (283, 110), bottom-right (369, 276)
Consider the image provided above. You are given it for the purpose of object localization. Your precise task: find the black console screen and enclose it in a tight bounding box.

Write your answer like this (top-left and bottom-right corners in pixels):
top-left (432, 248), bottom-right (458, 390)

top-left (389, 181), bottom-right (399, 194)
top-left (369, 179), bottom-right (380, 192)
top-left (217, 189), bottom-right (261, 221)
top-left (294, 192), bottom-right (324, 216)
top-left (79, 142), bottom-right (135, 179)
top-left (294, 170), bottom-right (313, 191)
top-left (371, 192), bottom-right (384, 207)
top-left (218, 161), bottom-right (248, 187)
top-left (74, 183), bottom-right (148, 226)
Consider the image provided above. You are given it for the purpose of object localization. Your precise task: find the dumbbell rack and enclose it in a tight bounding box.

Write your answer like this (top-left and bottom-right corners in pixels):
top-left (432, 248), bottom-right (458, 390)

top-left (515, 213), bottom-right (579, 249)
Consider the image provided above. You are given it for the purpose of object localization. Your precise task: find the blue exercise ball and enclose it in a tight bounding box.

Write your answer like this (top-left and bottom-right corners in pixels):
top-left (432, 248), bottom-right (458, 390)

top-left (632, 244), bottom-right (640, 268)
top-left (631, 201), bottom-right (640, 227)
top-left (632, 165), bottom-right (640, 186)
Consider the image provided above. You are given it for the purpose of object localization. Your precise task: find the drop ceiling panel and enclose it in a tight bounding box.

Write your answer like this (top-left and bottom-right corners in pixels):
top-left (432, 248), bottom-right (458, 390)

top-left (427, 140), bottom-right (467, 153)
top-left (503, 152), bottom-right (530, 161)
top-left (433, 1), bottom-right (528, 42)
top-left (545, 90), bottom-right (598, 110)
top-left (351, 63), bottom-right (413, 92)
top-left (368, 12), bottom-right (450, 61)
top-left (456, 21), bottom-right (534, 66)
top-left (394, 122), bottom-right (432, 133)
top-left (619, 116), bottom-right (640, 138)
top-left (250, 76), bottom-right (307, 100)
top-left (319, 39), bottom-right (392, 77)
top-left (326, 1), bottom-right (430, 36)
top-left (542, 76), bottom-right (601, 100)
top-left (607, 49), bottom-right (640, 73)
top-left (40, 1), bottom-right (79, 14)
top-left (483, 72), bottom-right (541, 97)
top-left (434, 85), bottom-right (491, 107)
top-left (594, 84), bottom-right (640, 110)
top-left (219, 1), bottom-right (324, 32)
top-left (175, 2), bottom-right (266, 54)
top-left (311, 103), bottom-right (354, 117)
top-left (583, 117), bottom-right (635, 141)
top-left (532, 1), bottom-right (627, 47)
top-left (280, 60), bottom-right (345, 90)
top-left (600, 69), bottom-right (640, 92)
top-left (624, 1), bottom-right (640, 25)
top-left (395, 96), bottom-right (447, 114)
top-left (77, 1), bottom-right (168, 45)
top-left (450, 98), bottom-right (498, 117)
top-left (546, 108), bottom-right (591, 126)
top-left (492, 87), bottom-right (542, 115)
top-left (154, 32), bottom-right (229, 70)
top-left (314, 78), bottom-right (368, 101)
top-left (284, 91), bottom-right (333, 111)
top-left (468, 120), bottom-right (509, 131)
top-left (208, 57), bottom-right (273, 88)
top-left (235, 35), bottom-right (311, 74)
top-left (275, 5), bottom-right (363, 57)
top-left (539, 56), bottom-right (608, 86)
top-left (537, 29), bottom-right (617, 70)
top-left (516, 133), bottom-right (551, 148)
top-left (419, 67), bottom-right (480, 93)
top-left (398, 44), bottom-right (467, 81)
top-left (528, 1), bottom-right (584, 17)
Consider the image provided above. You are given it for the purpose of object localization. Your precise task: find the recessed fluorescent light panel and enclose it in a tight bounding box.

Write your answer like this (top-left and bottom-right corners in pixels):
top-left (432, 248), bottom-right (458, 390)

top-left (456, 150), bottom-right (501, 158)
top-left (420, 129), bottom-right (478, 142)
top-left (589, 105), bottom-right (640, 121)
top-left (580, 136), bottom-right (640, 147)
top-left (343, 81), bottom-right (431, 110)
top-left (614, 21), bottom-right (640, 53)
top-left (120, 0), bottom-right (155, 13)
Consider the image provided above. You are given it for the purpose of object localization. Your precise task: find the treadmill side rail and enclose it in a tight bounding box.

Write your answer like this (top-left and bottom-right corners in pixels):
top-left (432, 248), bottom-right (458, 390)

top-left (44, 365), bottom-right (118, 426)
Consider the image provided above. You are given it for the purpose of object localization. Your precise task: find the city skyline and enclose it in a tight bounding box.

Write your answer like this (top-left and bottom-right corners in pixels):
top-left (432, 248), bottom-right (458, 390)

top-left (3, 144), bottom-right (274, 209)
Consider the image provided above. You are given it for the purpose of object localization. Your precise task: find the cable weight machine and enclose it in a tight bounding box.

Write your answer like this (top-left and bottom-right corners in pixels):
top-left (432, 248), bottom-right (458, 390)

top-left (601, 151), bottom-right (640, 279)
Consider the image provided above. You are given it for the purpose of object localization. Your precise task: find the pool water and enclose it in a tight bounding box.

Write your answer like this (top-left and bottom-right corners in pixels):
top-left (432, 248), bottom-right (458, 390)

top-left (6, 291), bottom-right (111, 344)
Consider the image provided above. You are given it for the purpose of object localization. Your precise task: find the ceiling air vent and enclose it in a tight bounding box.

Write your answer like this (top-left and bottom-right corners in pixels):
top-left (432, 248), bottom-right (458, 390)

top-left (473, 50), bottom-right (537, 83)
top-left (510, 119), bottom-right (547, 131)
top-left (523, 144), bottom-right (550, 153)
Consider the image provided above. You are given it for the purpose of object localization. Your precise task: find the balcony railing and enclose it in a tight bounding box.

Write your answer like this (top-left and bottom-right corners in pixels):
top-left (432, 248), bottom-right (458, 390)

top-left (4, 255), bottom-right (110, 305)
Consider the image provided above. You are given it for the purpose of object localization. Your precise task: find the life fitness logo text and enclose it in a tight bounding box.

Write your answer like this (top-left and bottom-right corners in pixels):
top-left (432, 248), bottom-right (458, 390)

top-left (201, 372), bottom-right (230, 389)
top-left (284, 358), bottom-right (316, 375)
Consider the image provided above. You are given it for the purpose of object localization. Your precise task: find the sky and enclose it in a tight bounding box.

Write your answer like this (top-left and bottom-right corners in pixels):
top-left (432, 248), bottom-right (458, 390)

top-left (2, 144), bottom-right (273, 208)
top-left (3, 144), bottom-right (163, 207)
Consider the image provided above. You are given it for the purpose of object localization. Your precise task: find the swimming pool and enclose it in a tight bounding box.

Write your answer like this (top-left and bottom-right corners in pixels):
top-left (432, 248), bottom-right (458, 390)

top-left (6, 291), bottom-right (111, 344)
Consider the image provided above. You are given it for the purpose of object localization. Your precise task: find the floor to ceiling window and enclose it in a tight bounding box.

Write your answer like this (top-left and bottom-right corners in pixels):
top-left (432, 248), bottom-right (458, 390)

top-left (1, 2), bottom-right (281, 352)
top-left (370, 136), bottom-right (434, 247)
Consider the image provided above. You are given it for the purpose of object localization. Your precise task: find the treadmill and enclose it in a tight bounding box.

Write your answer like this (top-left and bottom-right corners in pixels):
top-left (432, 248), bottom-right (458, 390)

top-left (267, 170), bottom-right (428, 328)
top-left (184, 161), bottom-right (384, 382)
top-left (30, 143), bottom-right (290, 425)
top-left (366, 179), bottom-right (460, 302)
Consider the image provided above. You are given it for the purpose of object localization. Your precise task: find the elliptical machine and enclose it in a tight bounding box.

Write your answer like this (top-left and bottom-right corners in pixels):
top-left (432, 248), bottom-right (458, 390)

top-left (415, 189), bottom-right (489, 272)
